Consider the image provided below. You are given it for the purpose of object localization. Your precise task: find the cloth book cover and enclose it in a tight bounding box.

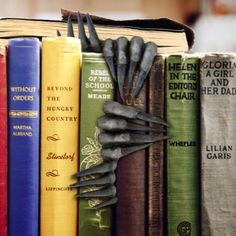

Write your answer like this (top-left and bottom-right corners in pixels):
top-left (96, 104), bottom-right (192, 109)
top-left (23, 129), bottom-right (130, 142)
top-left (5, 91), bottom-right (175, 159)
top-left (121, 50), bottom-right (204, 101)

top-left (200, 53), bottom-right (236, 236)
top-left (8, 38), bottom-right (40, 236)
top-left (0, 45), bottom-right (7, 236)
top-left (40, 37), bottom-right (81, 236)
top-left (79, 52), bottom-right (114, 236)
top-left (166, 54), bottom-right (200, 236)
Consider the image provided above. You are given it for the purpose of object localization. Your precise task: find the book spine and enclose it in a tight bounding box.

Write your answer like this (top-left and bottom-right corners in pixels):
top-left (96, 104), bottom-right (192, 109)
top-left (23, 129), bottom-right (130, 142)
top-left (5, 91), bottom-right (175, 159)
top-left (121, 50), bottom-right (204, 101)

top-left (116, 75), bottom-right (147, 236)
top-left (40, 37), bottom-right (81, 236)
top-left (0, 45), bottom-right (7, 236)
top-left (166, 54), bottom-right (200, 236)
top-left (79, 53), bottom-right (114, 236)
top-left (200, 54), bottom-right (236, 236)
top-left (148, 56), bottom-right (165, 236)
top-left (8, 38), bottom-right (40, 236)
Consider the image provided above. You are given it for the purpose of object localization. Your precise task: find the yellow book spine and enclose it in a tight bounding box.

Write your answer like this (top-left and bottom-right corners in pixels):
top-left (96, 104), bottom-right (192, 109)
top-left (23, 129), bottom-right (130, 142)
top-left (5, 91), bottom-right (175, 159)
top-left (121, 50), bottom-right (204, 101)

top-left (40, 37), bottom-right (81, 236)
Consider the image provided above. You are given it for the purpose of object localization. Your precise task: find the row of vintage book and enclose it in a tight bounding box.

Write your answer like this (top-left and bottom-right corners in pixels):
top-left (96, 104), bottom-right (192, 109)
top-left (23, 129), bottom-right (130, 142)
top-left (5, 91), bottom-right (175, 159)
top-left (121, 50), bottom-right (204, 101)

top-left (0, 35), bottom-right (235, 236)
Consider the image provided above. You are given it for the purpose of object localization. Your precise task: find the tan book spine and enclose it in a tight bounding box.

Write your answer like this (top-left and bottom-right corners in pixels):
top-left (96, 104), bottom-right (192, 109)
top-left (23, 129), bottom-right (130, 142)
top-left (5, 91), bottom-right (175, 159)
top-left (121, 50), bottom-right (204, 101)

top-left (200, 53), bottom-right (236, 236)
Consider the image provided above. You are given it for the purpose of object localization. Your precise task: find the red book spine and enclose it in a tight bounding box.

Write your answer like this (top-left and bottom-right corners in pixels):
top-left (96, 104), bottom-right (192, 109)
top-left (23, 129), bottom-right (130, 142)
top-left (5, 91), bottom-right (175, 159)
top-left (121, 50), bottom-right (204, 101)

top-left (0, 45), bottom-right (7, 236)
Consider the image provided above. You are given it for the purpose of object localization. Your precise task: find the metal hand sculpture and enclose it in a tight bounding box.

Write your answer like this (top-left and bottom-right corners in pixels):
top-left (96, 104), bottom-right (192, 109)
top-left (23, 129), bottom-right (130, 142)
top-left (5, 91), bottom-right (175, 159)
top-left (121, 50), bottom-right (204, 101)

top-left (70, 102), bottom-right (167, 208)
top-left (70, 12), bottom-right (158, 99)
top-left (64, 14), bottom-right (167, 208)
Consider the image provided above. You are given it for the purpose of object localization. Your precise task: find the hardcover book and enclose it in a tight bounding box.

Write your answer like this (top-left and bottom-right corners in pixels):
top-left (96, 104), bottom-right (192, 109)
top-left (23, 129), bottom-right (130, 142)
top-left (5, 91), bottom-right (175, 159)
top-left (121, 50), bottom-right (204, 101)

top-left (0, 10), bottom-right (194, 53)
top-left (115, 76), bottom-right (147, 236)
top-left (200, 53), bottom-right (236, 236)
top-left (148, 56), bottom-right (165, 236)
top-left (166, 54), bottom-right (200, 236)
top-left (0, 45), bottom-right (7, 236)
top-left (79, 53), bottom-right (114, 236)
top-left (8, 38), bottom-right (40, 236)
top-left (63, 10), bottom-right (193, 53)
top-left (40, 37), bottom-right (81, 236)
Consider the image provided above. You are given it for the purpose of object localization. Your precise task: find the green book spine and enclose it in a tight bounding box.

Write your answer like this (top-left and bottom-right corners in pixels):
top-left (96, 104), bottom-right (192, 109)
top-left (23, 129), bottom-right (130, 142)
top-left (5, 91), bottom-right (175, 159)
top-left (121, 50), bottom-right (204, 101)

top-left (166, 54), bottom-right (200, 236)
top-left (79, 53), bottom-right (114, 236)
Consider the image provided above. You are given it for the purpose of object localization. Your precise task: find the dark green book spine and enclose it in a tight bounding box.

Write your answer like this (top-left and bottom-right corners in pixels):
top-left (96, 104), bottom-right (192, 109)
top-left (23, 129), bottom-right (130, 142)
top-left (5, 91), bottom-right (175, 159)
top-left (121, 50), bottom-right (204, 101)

top-left (79, 53), bottom-right (114, 236)
top-left (166, 54), bottom-right (200, 236)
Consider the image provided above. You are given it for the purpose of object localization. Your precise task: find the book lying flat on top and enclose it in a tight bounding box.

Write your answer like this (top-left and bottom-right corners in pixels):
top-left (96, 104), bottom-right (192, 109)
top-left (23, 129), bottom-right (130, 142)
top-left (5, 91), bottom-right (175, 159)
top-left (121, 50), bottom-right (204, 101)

top-left (0, 10), bottom-right (194, 53)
